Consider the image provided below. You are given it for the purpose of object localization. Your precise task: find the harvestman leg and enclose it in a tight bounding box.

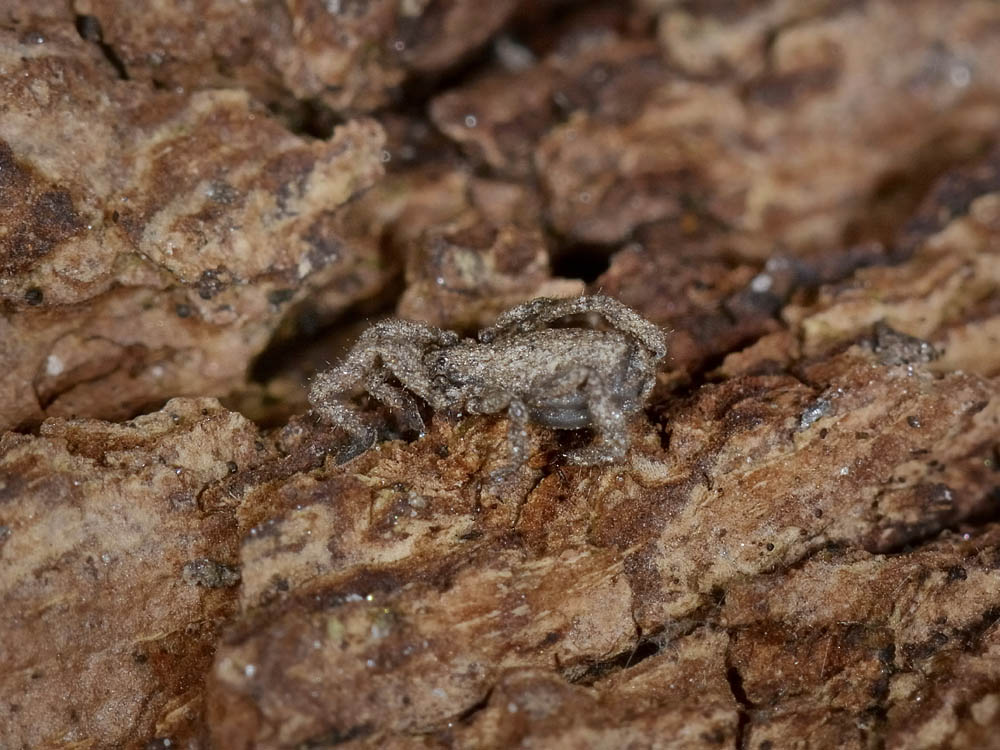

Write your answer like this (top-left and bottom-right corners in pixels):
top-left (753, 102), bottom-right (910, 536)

top-left (466, 391), bottom-right (533, 478)
top-left (482, 397), bottom-right (532, 480)
top-left (538, 366), bottom-right (628, 466)
top-left (480, 295), bottom-right (667, 360)
top-left (505, 398), bottom-right (533, 469)
top-left (309, 319), bottom-right (455, 444)
top-left (571, 375), bottom-right (629, 465)
top-left (365, 370), bottom-right (426, 435)
top-left (310, 361), bottom-right (379, 446)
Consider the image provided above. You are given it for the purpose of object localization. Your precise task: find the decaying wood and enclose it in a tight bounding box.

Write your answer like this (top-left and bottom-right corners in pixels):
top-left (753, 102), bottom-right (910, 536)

top-left (3, 1), bottom-right (1000, 748)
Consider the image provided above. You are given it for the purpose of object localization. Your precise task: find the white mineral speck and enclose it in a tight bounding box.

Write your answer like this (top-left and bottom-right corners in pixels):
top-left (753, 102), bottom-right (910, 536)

top-left (244, 664), bottom-right (256, 677)
top-left (45, 354), bottom-right (64, 376)
top-left (750, 273), bottom-right (773, 293)
top-left (839, 466), bottom-right (849, 476)
top-left (494, 35), bottom-right (535, 71)
top-left (950, 64), bottom-right (971, 88)
top-left (464, 114), bottom-right (477, 128)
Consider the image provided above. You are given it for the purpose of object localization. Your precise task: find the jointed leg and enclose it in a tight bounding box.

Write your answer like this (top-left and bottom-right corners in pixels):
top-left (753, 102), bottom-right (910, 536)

top-left (541, 367), bottom-right (628, 466)
top-left (365, 370), bottom-right (426, 436)
top-left (464, 390), bottom-right (533, 477)
top-left (507, 397), bottom-right (532, 465)
top-left (480, 295), bottom-right (667, 360)
top-left (309, 366), bottom-right (377, 447)
top-left (490, 397), bottom-right (532, 479)
top-left (371, 320), bottom-right (459, 410)
top-left (309, 319), bottom-right (454, 444)
top-left (479, 297), bottom-right (561, 340)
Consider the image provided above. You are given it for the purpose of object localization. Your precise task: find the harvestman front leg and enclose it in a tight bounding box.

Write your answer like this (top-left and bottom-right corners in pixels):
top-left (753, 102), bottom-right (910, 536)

top-left (487, 397), bottom-right (533, 479)
top-left (309, 364), bottom-right (379, 448)
top-left (364, 370), bottom-right (426, 436)
top-left (479, 399), bottom-right (533, 480)
top-left (309, 319), bottom-right (455, 445)
top-left (466, 391), bottom-right (532, 478)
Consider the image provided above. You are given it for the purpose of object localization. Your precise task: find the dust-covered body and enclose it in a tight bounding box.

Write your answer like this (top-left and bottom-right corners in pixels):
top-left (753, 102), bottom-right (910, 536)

top-left (309, 295), bottom-right (667, 467)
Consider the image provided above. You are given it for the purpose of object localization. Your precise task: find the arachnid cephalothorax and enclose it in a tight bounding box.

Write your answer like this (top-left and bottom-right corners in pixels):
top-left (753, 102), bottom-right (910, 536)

top-left (309, 295), bottom-right (667, 468)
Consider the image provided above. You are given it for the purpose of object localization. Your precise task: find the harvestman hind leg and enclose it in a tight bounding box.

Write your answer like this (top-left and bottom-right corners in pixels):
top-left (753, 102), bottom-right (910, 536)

top-left (480, 295), bottom-right (668, 360)
top-left (539, 365), bottom-right (629, 466)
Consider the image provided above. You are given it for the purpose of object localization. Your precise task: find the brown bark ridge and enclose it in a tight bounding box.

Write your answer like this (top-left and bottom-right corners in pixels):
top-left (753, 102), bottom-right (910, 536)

top-left (2, 1), bottom-right (1000, 748)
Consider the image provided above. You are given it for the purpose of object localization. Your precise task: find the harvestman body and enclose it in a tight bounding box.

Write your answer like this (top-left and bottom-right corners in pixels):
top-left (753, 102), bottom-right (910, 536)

top-left (309, 295), bottom-right (668, 469)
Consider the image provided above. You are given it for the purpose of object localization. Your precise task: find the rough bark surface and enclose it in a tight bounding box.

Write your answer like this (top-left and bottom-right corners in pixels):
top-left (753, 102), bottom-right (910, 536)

top-left (0, 24), bottom-right (389, 431)
top-left (2, 2), bottom-right (1000, 749)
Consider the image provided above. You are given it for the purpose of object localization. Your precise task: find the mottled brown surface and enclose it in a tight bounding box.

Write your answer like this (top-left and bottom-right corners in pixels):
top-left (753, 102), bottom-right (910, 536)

top-left (209, 148), bottom-right (1000, 746)
top-left (3, 1), bottom-right (1000, 748)
top-left (67, 0), bottom-right (521, 114)
top-left (0, 398), bottom-right (269, 748)
top-left (434, 0), bottom-right (1000, 252)
top-left (0, 25), bottom-right (388, 432)
top-left (204, 341), bottom-right (1000, 748)
top-left (397, 213), bottom-right (583, 331)
top-left (723, 529), bottom-right (1000, 750)
top-left (788, 159), bottom-right (1000, 380)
